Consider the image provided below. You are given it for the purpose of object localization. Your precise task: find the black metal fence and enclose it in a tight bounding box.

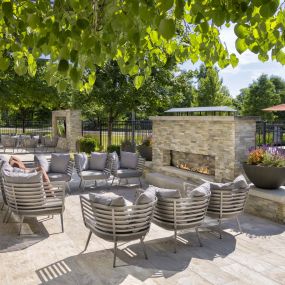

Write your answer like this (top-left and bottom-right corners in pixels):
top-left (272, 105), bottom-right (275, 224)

top-left (82, 120), bottom-right (152, 149)
top-left (0, 121), bottom-right (52, 137)
top-left (256, 121), bottom-right (285, 146)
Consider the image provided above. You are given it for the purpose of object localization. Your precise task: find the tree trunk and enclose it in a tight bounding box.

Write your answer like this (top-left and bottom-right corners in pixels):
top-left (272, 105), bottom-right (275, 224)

top-left (107, 115), bottom-right (113, 146)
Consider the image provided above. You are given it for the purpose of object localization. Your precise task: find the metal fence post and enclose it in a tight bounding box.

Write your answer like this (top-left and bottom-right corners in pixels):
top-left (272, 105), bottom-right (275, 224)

top-left (99, 121), bottom-right (102, 147)
top-left (262, 121), bottom-right (266, 145)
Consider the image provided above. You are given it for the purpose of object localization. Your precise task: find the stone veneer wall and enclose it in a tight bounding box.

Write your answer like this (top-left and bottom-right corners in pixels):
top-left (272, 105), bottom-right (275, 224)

top-left (150, 116), bottom-right (257, 182)
top-left (52, 109), bottom-right (82, 152)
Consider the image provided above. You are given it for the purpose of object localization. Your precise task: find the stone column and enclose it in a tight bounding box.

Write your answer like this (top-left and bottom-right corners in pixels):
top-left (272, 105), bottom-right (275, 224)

top-left (52, 109), bottom-right (82, 152)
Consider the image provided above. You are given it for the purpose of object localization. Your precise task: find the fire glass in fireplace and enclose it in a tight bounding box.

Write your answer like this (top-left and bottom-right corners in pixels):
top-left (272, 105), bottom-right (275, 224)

top-left (170, 150), bottom-right (215, 176)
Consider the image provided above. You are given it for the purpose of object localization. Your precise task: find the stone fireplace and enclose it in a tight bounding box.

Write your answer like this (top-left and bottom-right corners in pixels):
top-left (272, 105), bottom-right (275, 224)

top-left (150, 116), bottom-right (257, 182)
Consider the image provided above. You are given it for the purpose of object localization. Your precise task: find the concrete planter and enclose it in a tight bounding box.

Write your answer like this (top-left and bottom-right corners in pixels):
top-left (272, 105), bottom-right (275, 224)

top-left (243, 162), bottom-right (285, 189)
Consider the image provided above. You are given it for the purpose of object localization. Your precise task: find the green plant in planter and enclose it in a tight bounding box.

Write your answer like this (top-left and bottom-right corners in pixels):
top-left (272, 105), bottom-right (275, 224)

top-left (137, 136), bottom-right (152, 161)
top-left (77, 136), bottom-right (97, 154)
top-left (107, 144), bottom-right (120, 155)
top-left (121, 139), bottom-right (135, 152)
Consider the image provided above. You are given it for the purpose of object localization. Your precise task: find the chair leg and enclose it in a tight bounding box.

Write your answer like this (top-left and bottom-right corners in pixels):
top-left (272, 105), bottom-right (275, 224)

top-left (79, 178), bottom-right (82, 189)
top-left (84, 230), bottom-right (92, 251)
top-left (195, 227), bottom-right (203, 247)
top-left (111, 177), bottom-right (115, 186)
top-left (236, 216), bottom-right (243, 233)
top-left (113, 238), bottom-right (118, 268)
top-left (3, 208), bottom-right (9, 223)
top-left (66, 182), bottom-right (71, 194)
top-left (126, 178), bottom-right (129, 185)
top-left (18, 216), bottom-right (24, 235)
top-left (60, 213), bottom-right (64, 232)
top-left (82, 180), bottom-right (85, 191)
top-left (174, 229), bottom-right (177, 253)
top-left (1, 202), bottom-right (4, 210)
top-left (218, 219), bottom-right (222, 239)
top-left (140, 237), bottom-right (148, 259)
top-left (138, 177), bottom-right (142, 188)
top-left (94, 180), bottom-right (97, 187)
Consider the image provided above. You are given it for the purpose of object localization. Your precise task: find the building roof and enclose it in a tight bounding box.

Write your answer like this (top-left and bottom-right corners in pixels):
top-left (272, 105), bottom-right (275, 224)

top-left (262, 104), bottom-right (285, 112)
top-left (165, 106), bottom-right (237, 113)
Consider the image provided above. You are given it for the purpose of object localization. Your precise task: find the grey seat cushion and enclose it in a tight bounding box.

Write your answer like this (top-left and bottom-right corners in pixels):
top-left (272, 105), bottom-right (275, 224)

top-left (89, 152), bottom-right (107, 171)
top-left (50, 153), bottom-right (70, 173)
top-left (156, 188), bottom-right (181, 199)
top-left (48, 173), bottom-right (70, 182)
top-left (34, 154), bottom-right (50, 172)
top-left (188, 182), bottom-right (211, 197)
top-left (116, 169), bottom-right (140, 178)
top-left (89, 192), bottom-right (126, 206)
top-left (135, 187), bottom-right (156, 205)
top-left (120, 151), bottom-right (138, 170)
top-left (74, 153), bottom-right (89, 171)
top-left (81, 170), bottom-right (108, 180)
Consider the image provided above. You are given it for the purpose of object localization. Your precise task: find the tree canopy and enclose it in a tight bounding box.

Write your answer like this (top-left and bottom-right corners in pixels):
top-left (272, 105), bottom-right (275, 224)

top-left (0, 0), bottom-right (284, 92)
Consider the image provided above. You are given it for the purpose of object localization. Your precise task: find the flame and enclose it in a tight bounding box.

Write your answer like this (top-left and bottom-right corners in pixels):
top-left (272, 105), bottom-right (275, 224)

top-left (177, 163), bottom-right (210, 175)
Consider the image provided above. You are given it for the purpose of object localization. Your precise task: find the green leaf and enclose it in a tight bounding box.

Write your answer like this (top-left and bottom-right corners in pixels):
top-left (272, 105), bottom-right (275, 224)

top-left (14, 58), bottom-right (27, 76)
top-left (230, 53), bottom-right (239, 67)
top-left (158, 19), bottom-right (176, 40)
top-left (27, 54), bottom-right (37, 76)
top-left (76, 18), bottom-right (89, 30)
top-left (0, 57), bottom-right (10, 71)
top-left (2, 1), bottom-right (13, 18)
top-left (259, 1), bottom-right (279, 18)
top-left (212, 8), bottom-right (225, 27)
top-left (276, 50), bottom-right (285, 65)
top-left (200, 22), bottom-right (209, 33)
top-left (235, 38), bottom-right (247, 54)
top-left (69, 67), bottom-right (80, 83)
top-left (58, 59), bottom-right (69, 73)
top-left (158, 0), bottom-right (173, 12)
top-left (175, 0), bottom-right (184, 19)
top-left (134, 75), bottom-right (144, 89)
top-left (234, 24), bottom-right (249, 38)
top-left (88, 72), bottom-right (96, 86)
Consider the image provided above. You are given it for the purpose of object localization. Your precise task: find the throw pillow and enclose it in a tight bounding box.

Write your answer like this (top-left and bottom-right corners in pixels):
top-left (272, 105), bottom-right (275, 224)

top-left (209, 181), bottom-right (234, 191)
top-left (0, 155), bottom-right (9, 162)
top-left (111, 151), bottom-right (120, 170)
top-left (3, 170), bottom-right (43, 184)
top-left (34, 154), bottom-right (50, 172)
top-left (233, 175), bottom-right (249, 189)
top-left (89, 152), bottom-right (107, 171)
top-left (120, 151), bottom-right (138, 169)
top-left (135, 187), bottom-right (156, 205)
top-left (74, 153), bottom-right (89, 171)
top-left (50, 153), bottom-right (70, 173)
top-left (188, 182), bottom-right (211, 197)
top-left (89, 192), bottom-right (126, 207)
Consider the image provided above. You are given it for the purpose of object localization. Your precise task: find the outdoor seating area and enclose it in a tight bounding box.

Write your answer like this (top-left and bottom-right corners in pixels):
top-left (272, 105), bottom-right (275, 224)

top-left (0, 153), bottom-right (285, 284)
top-left (0, 134), bottom-right (59, 153)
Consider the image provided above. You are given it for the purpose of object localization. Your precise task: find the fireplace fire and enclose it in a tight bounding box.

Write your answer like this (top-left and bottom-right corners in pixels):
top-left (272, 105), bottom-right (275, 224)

top-left (178, 163), bottom-right (211, 175)
top-left (170, 150), bottom-right (215, 176)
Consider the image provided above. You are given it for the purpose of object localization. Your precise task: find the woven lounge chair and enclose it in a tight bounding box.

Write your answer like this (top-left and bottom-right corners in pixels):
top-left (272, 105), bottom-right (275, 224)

top-left (110, 151), bottom-right (145, 188)
top-left (153, 187), bottom-right (210, 253)
top-left (3, 171), bottom-right (65, 235)
top-left (80, 194), bottom-right (156, 267)
top-left (74, 152), bottom-right (112, 190)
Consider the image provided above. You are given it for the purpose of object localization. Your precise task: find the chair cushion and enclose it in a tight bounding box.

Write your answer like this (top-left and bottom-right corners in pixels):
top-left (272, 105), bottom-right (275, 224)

top-left (89, 192), bottom-right (126, 206)
top-left (89, 152), bottom-right (107, 171)
top-left (50, 153), bottom-right (70, 173)
top-left (116, 169), bottom-right (140, 178)
top-left (156, 188), bottom-right (181, 199)
top-left (209, 175), bottom-right (249, 191)
top-left (48, 173), bottom-right (70, 182)
top-left (111, 151), bottom-right (120, 170)
top-left (34, 154), bottom-right (50, 172)
top-left (135, 187), bottom-right (156, 205)
top-left (3, 170), bottom-right (43, 184)
top-left (120, 151), bottom-right (138, 170)
top-left (188, 182), bottom-right (211, 197)
top-left (1, 162), bottom-right (13, 173)
top-left (74, 153), bottom-right (89, 171)
top-left (81, 170), bottom-right (108, 180)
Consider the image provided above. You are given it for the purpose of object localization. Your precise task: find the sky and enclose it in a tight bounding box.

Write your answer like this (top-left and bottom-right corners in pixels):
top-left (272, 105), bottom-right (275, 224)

top-left (180, 26), bottom-right (285, 98)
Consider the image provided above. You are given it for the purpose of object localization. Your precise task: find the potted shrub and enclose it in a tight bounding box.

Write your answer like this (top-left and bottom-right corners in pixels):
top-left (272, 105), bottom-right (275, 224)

top-left (243, 146), bottom-right (285, 189)
top-left (137, 136), bottom-right (152, 161)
